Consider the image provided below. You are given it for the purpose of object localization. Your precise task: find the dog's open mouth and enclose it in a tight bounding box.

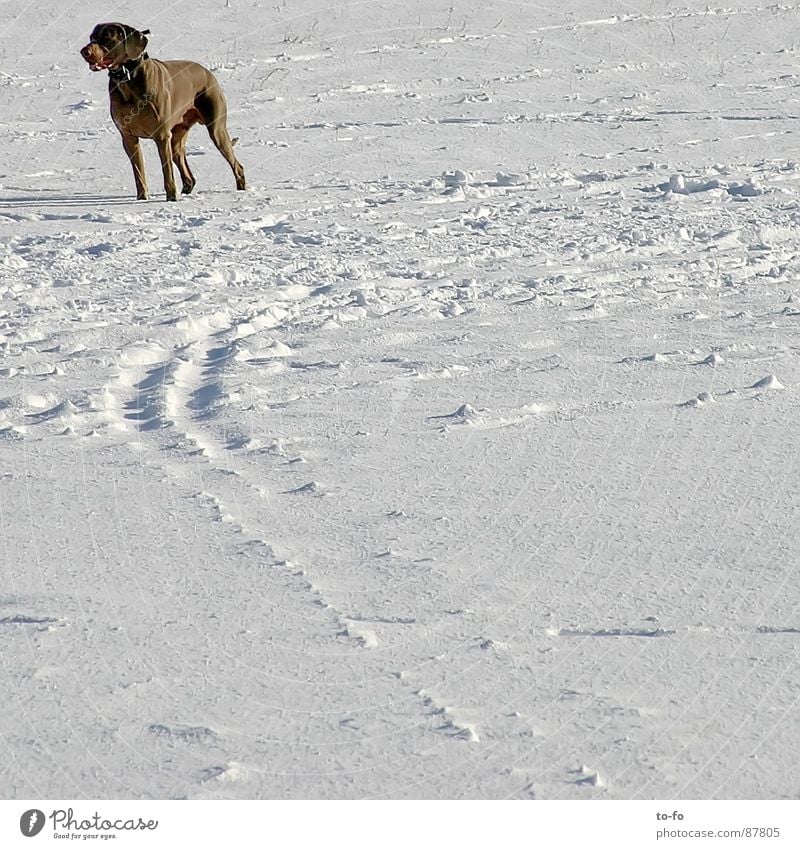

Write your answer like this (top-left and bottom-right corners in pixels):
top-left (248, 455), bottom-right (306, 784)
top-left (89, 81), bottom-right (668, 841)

top-left (82, 48), bottom-right (116, 72)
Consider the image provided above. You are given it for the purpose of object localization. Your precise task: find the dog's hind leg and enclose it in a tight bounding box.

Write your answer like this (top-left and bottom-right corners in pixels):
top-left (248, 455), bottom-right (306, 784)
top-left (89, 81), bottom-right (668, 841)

top-left (196, 87), bottom-right (246, 191)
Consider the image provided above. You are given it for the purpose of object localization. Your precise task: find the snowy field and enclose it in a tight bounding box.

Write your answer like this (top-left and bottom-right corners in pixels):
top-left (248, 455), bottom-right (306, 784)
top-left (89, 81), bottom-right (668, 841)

top-left (2, 0), bottom-right (800, 800)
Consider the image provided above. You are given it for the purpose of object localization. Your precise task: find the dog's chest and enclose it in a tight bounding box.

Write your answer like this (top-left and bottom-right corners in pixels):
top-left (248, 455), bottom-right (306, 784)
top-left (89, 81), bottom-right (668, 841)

top-left (110, 100), bottom-right (159, 137)
top-left (109, 77), bottom-right (151, 114)
top-left (107, 66), bottom-right (172, 137)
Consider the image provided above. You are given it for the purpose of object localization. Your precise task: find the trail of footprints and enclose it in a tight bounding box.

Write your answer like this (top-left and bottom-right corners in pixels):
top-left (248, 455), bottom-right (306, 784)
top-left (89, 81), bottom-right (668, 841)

top-left (100, 307), bottom-right (498, 769)
top-left (102, 297), bottom-right (798, 779)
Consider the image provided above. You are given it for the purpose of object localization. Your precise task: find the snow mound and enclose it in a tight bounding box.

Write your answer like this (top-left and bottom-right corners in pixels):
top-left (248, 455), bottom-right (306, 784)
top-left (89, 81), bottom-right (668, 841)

top-left (751, 374), bottom-right (784, 390)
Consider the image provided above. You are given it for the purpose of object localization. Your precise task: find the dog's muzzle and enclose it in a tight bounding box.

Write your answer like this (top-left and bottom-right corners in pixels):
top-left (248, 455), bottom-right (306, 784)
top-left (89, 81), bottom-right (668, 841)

top-left (80, 42), bottom-right (113, 72)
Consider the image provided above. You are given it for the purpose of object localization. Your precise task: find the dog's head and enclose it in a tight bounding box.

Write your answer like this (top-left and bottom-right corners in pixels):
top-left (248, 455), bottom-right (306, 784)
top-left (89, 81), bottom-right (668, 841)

top-left (80, 23), bottom-right (149, 71)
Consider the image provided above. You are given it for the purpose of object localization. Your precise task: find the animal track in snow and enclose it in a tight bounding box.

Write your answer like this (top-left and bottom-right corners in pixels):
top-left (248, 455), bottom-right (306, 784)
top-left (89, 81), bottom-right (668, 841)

top-left (428, 402), bottom-right (482, 425)
top-left (679, 392), bottom-right (715, 408)
top-left (750, 373), bottom-right (784, 390)
top-left (283, 481), bottom-right (324, 496)
top-left (199, 762), bottom-right (245, 784)
top-left (550, 626), bottom-right (675, 638)
top-left (417, 688), bottom-right (480, 742)
top-left (339, 621), bottom-right (380, 648)
top-left (147, 724), bottom-right (218, 743)
top-left (0, 613), bottom-right (60, 627)
top-left (570, 764), bottom-right (607, 788)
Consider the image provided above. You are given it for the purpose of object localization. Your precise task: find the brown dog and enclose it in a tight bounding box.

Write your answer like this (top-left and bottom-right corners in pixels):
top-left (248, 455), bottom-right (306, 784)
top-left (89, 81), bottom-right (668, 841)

top-left (80, 22), bottom-right (245, 201)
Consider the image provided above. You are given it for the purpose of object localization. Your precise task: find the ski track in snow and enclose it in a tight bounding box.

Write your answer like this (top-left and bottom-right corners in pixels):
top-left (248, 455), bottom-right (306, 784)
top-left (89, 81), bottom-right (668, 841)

top-left (3, 0), bottom-right (800, 800)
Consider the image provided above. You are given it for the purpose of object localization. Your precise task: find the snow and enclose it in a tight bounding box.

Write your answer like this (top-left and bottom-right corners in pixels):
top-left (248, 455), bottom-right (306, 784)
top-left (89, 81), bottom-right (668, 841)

top-left (2, 0), bottom-right (800, 800)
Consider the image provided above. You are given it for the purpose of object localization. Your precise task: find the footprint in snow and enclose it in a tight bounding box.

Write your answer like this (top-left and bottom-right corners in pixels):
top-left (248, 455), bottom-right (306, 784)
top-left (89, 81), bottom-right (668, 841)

top-left (199, 763), bottom-right (244, 783)
top-left (696, 352), bottom-right (725, 366)
top-left (339, 622), bottom-right (379, 648)
top-left (25, 399), bottom-right (79, 423)
top-left (750, 374), bottom-right (784, 391)
top-left (427, 403), bottom-right (482, 425)
top-left (0, 424), bottom-right (26, 440)
top-left (618, 352), bottom-right (667, 364)
top-left (147, 724), bottom-right (217, 743)
top-left (443, 169), bottom-right (473, 187)
top-left (570, 764), bottom-right (606, 788)
top-left (65, 99), bottom-right (94, 112)
top-left (0, 613), bottom-right (59, 627)
top-left (679, 392), bottom-right (715, 408)
top-left (552, 626), bottom-right (675, 638)
top-left (283, 481), bottom-right (323, 495)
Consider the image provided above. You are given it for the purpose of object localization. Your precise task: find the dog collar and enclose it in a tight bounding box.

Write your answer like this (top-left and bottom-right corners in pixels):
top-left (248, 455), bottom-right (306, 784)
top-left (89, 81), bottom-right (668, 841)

top-left (108, 52), bottom-right (149, 83)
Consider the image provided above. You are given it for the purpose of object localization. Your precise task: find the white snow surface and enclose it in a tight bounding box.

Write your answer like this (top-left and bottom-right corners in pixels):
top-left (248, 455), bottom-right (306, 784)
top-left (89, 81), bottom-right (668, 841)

top-left (2, 0), bottom-right (800, 800)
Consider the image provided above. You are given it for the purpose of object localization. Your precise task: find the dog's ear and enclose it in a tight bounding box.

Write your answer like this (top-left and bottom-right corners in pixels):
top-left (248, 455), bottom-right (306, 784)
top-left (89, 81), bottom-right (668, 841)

top-left (121, 25), bottom-right (149, 59)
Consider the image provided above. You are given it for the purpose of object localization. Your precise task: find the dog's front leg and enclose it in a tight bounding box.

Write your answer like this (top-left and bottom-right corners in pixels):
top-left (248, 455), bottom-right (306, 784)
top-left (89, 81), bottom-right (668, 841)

top-left (154, 132), bottom-right (178, 201)
top-left (121, 133), bottom-right (148, 200)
